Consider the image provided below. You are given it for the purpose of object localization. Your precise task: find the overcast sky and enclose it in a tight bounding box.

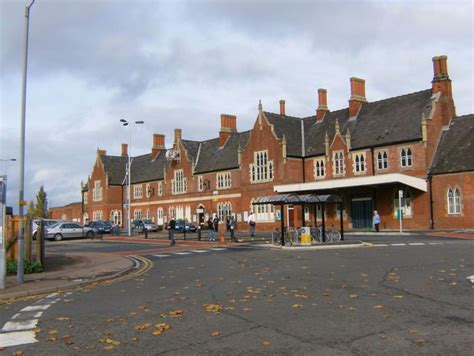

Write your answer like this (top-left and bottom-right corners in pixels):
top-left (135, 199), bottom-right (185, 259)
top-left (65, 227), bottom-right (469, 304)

top-left (1, 0), bottom-right (473, 211)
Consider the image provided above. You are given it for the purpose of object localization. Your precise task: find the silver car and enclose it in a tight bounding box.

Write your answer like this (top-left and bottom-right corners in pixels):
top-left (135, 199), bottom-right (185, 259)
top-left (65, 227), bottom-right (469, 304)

top-left (46, 222), bottom-right (95, 241)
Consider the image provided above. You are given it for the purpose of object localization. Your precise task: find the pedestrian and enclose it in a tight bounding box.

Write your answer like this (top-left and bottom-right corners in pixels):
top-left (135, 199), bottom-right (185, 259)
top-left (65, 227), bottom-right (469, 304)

top-left (373, 210), bottom-right (381, 232)
top-left (226, 216), bottom-right (230, 232)
top-left (168, 216), bottom-right (176, 245)
top-left (229, 215), bottom-right (236, 242)
top-left (248, 211), bottom-right (256, 239)
top-left (207, 216), bottom-right (215, 241)
top-left (213, 214), bottom-right (220, 233)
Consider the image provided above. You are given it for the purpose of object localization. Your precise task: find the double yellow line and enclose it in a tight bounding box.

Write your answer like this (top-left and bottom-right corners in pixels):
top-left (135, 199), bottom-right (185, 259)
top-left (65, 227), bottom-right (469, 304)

top-left (97, 255), bottom-right (153, 287)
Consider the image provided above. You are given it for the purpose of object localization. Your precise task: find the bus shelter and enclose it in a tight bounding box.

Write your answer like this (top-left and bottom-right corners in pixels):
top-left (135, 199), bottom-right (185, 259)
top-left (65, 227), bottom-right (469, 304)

top-left (252, 193), bottom-right (344, 246)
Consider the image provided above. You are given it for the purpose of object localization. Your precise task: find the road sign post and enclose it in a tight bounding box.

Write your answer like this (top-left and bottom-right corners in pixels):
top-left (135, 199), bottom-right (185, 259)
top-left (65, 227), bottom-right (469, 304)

top-left (398, 189), bottom-right (403, 233)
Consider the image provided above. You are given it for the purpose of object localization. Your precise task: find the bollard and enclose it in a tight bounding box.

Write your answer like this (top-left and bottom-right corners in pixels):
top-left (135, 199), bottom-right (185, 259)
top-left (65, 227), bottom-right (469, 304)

top-left (220, 231), bottom-right (225, 243)
top-left (197, 225), bottom-right (201, 241)
top-left (144, 228), bottom-right (148, 239)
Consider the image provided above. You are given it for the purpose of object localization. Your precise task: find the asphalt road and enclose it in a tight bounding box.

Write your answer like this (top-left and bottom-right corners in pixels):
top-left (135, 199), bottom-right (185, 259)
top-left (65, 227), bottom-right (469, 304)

top-left (1, 234), bottom-right (473, 355)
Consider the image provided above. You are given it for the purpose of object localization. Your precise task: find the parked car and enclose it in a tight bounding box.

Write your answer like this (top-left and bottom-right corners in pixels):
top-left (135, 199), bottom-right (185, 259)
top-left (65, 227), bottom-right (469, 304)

top-left (132, 219), bottom-right (159, 232)
top-left (46, 222), bottom-right (95, 241)
top-left (88, 220), bottom-right (113, 234)
top-left (175, 219), bottom-right (197, 232)
top-left (32, 219), bottom-right (62, 240)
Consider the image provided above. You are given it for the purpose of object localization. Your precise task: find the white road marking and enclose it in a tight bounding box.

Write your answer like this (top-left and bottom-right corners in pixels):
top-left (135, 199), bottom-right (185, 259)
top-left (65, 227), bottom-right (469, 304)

top-left (191, 249), bottom-right (210, 253)
top-left (390, 243), bottom-right (407, 246)
top-left (153, 254), bottom-right (170, 258)
top-left (2, 319), bottom-right (39, 332)
top-left (20, 305), bottom-right (50, 312)
top-left (210, 248), bottom-right (227, 251)
top-left (429, 242), bottom-right (444, 245)
top-left (45, 292), bottom-right (59, 298)
top-left (467, 275), bottom-right (474, 283)
top-left (173, 252), bottom-right (191, 255)
top-left (11, 312), bottom-right (43, 320)
top-left (408, 243), bottom-right (426, 246)
top-left (373, 244), bottom-right (389, 247)
top-left (0, 330), bottom-right (37, 348)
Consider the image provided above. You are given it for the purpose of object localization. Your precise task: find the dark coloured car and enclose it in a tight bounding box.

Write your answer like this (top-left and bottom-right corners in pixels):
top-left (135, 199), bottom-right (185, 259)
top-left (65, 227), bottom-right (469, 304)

top-left (89, 220), bottom-right (113, 234)
top-left (175, 219), bottom-right (197, 232)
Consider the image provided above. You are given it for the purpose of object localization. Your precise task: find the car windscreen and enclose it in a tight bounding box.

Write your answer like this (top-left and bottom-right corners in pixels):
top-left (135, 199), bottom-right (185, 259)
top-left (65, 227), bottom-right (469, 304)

top-left (48, 222), bottom-right (62, 229)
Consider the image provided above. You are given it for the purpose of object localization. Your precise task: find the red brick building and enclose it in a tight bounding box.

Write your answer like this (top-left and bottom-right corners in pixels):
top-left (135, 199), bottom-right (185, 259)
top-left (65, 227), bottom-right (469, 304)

top-left (76, 55), bottom-right (472, 231)
top-left (49, 202), bottom-right (83, 223)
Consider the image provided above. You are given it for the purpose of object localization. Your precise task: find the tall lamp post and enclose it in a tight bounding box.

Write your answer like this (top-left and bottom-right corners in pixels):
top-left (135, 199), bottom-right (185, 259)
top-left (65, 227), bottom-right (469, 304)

top-left (120, 119), bottom-right (144, 237)
top-left (18, 0), bottom-right (36, 284)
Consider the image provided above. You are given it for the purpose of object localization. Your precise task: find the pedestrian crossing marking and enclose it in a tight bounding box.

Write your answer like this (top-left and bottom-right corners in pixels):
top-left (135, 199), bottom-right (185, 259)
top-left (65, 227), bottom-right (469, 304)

top-left (390, 243), bottom-right (407, 246)
top-left (408, 243), bottom-right (425, 246)
top-left (173, 252), bottom-right (191, 255)
top-left (153, 254), bottom-right (170, 258)
top-left (151, 247), bottom-right (228, 259)
top-left (191, 250), bottom-right (210, 253)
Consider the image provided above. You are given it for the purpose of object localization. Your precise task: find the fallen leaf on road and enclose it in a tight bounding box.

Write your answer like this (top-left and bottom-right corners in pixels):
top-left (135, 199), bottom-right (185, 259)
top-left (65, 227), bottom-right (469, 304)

top-left (292, 304), bottom-right (303, 309)
top-left (103, 345), bottom-right (115, 350)
top-left (99, 338), bottom-right (120, 346)
top-left (134, 323), bottom-right (151, 331)
top-left (131, 337), bottom-right (139, 342)
top-left (62, 335), bottom-right (73, 339)
top-left (106, 318), bottom-right (114, 323)
top-left (49, 336), bottom-right (57, 343)
top-left (349, 294), bottom-right (358, 299)
top-left (168, 309), bottom-right (184, 317)
top-left (379, 335), bottom-right (386, 340)
top-left (210, 331), bottom-right (220, 337)
top-left (203, 304), bottom-right (222, 313)
top-left (152, 323), bottom-right (171, 335)
top-left (32, 327), bottom-right (41, 333)
top-left (128, 312), bottom-right (137, 316)
top-left (347, 307), bottom-right (356, 311)
top-left (12, 351), bottom-right (23, 356)
top-left (262, 340), bottom-right (271, 346)
top-left (416, 338), bottom-right (426, 345)
top-left (393, 295), bottom-right (404, 299)
top-left (48, 329), bottom-right (58, 335)
top-left (57, 317), bottom-right (70, 321)
top-left (373, 305), bottom-right (384, 309)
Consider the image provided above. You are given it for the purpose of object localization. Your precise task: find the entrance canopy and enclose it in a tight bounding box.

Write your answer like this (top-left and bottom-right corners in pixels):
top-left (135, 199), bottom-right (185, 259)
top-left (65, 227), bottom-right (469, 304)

top-left (274, 173), bottom-right (427, 194)
top-left (252, 193), bottom-right (341, 205)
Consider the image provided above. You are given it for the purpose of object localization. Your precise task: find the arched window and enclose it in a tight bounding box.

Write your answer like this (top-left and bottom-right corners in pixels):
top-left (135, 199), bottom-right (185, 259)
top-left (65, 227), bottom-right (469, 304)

top-left (377, 151), bottom-right (388, 170)
top-left (400, 147), bottom-right (413, 168)
top-left (217, 202), bottom-right (232, 222)
top-left (447, 187), bottom-right (462, 214)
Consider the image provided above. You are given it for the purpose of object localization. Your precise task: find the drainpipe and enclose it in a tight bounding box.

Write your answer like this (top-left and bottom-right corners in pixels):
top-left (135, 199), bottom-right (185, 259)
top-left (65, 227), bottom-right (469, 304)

top-left (370, 147), bottom-right (377, 210)
top-left (428, 174), bottom-right (434, 229)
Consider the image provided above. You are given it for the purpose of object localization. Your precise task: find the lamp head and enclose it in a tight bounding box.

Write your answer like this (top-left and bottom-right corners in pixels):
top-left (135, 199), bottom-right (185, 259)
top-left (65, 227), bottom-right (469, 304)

top-left (120, 119), bottom-right (128, 123)
top-left (135, 121), bottom-right (144, 124)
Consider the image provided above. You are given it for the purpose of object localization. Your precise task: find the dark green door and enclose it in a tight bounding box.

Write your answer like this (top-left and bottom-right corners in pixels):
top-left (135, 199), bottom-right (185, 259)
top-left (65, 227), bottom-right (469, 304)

top-left (351, 197), bottom-right (373, 229)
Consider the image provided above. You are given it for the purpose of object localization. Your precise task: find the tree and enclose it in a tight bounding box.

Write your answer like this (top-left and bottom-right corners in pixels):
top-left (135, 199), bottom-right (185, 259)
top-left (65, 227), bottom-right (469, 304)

top-left (32, 186), bottom-right (48, 218)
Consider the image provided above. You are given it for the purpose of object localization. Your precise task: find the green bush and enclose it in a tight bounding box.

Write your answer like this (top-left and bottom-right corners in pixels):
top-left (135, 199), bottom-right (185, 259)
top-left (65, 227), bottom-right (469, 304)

top-left (6, 260), bottom-right (43, 275)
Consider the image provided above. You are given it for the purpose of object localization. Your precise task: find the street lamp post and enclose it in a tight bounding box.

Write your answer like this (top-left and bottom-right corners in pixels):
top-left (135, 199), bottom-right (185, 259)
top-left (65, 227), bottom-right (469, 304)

top-left (120, 119), bottom-right (144, 237)
top-left (18, 0), bottom-right (36, 284)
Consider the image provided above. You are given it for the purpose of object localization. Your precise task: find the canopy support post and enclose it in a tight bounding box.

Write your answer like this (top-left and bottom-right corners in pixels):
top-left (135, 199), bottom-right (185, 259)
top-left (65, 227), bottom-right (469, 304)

top-left (322, 204), bottom-right (326, 242)
top-left (339, 202), bottom-right (344, 241)
top-left (280, 204), bottom-right (285, 246)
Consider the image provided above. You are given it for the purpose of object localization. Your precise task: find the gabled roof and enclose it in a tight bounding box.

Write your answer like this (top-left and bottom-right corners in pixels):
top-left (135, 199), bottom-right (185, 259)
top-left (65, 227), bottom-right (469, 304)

top-left (181, 140), bottom-right (201, 162)
top-left (130, 150), bottom-right (167, 184)
top-left (430, 114), bottom-right (474, 175)
top-left (101, 155), bottom-right (127, 185)
top-left (264, 112), bottom-right (304, 157)
top-left (194, 131), bottom-right (251, 174)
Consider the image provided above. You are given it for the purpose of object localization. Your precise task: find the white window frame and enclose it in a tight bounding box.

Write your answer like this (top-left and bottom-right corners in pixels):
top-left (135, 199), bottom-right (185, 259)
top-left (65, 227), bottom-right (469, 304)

top-left (93, 210), bottom-right (103, 221)
top-left (145, 183), bottom-right (151, 198)
top-left (172, 169), bottom-right (187, 194)
top-left (400, 147), bottom-right (413, 168)
top-left (313, 157), bottom-right (325, 179)
top-left (158, 181), bottom-right (163, 196)
top-left (352, 151), bottom-right (366, 175)
top-left (197, 176), bottom-right (204, 192)
top-left (133, 184), bottom-right (143, 199)
top-left (250, 150), bottom-right (274, 183)
top-left (93, 180), bottom-right (103, 201)
top-left (447, 187), bottom-right (462, 215)
top-left (332, 151), bottom-right (345, 176)
top-left (250, 199), bottom-right (275, 222)
top-left (216, 171), bottom-right (232, 189)
top-left (217, 202), bottom-right (232, 222)
top-left (376, 150), bottom-right (389, 171)
top-left (134, 209), bottom-right (142, 220)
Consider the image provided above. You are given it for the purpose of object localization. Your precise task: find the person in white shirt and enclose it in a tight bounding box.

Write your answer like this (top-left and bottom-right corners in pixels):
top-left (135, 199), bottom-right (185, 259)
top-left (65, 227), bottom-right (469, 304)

top-left (248, 211), bottom-right (256, 239)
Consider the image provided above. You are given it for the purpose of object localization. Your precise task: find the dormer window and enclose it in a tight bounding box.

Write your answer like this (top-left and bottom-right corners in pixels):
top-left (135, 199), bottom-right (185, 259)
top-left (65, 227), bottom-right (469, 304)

top-left (313, 158), bottom-right (325, 179)
top-left (353, 152), bottom-right (366, 174)
top-left (376, 151), bottom-right (388, 170)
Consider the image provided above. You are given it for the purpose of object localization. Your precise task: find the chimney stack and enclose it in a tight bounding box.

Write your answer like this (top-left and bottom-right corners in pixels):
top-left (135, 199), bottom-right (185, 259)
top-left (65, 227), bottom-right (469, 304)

top-left (174, 128), bottom-right (182, 143)
top-left (279, 100), bottom-right (286, 116)
top-left (348, 77), bottom-right (367, 117)
top-left (121, 143), bottom-right (128, 157)
top-left (431, 55), bottom-right (452, 96)
top-left (151, 133), bottom-right (165, 159)
top-left (219, 114), bottom-right (237, 147)
top-left (97, 148), bottom-right (106, 156)
top-left (316, 89), bottom-right (329, 121)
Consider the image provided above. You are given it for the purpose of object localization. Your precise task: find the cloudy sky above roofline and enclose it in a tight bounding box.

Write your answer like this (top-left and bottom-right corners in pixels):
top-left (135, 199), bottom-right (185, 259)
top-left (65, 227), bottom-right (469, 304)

top-left (1, 0), bottom-right (472, 210)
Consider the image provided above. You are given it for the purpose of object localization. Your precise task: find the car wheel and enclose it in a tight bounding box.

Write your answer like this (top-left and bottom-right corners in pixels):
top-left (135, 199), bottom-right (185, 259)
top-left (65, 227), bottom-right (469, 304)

top-left (86, 231), bottom-right (94, 238)
top-left (54, 233), bottom-right (63, 241)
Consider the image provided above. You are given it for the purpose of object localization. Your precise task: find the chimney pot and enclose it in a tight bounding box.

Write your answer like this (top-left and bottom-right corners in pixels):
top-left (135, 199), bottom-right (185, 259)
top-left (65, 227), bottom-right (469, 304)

top-left (219, 114), bottom-right (237, 147)
top-left (316, 89), bottom-right (329, 121)
top-left (431, 55), bottom-right (451, 96)
top-left (348, 77), bottom-right (367, 117)
top-left (279, 100), bottom-right (286, 116)
top-left (174, 128), bottom-right (182, 142)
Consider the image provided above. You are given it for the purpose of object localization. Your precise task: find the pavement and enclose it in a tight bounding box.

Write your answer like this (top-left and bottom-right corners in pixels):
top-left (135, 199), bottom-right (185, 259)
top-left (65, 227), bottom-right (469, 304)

top-left (0, 252), bottom-right (134, 302)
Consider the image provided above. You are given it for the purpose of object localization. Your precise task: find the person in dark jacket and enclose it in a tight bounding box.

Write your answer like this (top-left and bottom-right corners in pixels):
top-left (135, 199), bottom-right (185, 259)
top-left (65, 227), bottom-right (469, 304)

top-left (168, 216), bottom-right (176, 245)
top-left (207, 216), bottom-right (214, 241)
top-left (213, 214), bottom-right (220, 233)
top-left (229, 215), bottom-right (236, 242)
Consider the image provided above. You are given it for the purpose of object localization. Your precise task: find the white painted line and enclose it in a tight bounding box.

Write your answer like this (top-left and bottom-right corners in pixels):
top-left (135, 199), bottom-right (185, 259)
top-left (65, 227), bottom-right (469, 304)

top-left (191, 249), bottom-right (210, 253)
top-left (0, 330), bottom-right (37, 348)
top-left (390, 243), bottom-right (407, 246)
top-left (2, 319), bottom-right (38, 332)
top-left (20, 305), bottom-right (50, 312)
top-left (173, 252), bottom-right (191, 255)
top-left (467, 275), bottom-right (474, 283)
top-left (153, 254), bottom-right (170, 258)
top-left (408, 243), bottom-right (425, 246)
top-left (49, 298), bottom-right (61, 304)
top-left (429, 242), bottom-right (444, 245)
top-left (46, 292), bottom-right (59, 298)
top-left (373, 244), bottom-right (389, 247)
top-left (11, 312), bottom-right (43, 320)
top-left (210, 248), bottom-right (227, 251)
